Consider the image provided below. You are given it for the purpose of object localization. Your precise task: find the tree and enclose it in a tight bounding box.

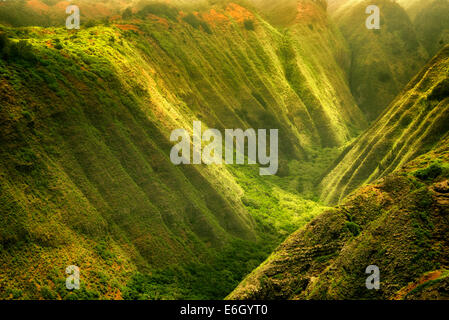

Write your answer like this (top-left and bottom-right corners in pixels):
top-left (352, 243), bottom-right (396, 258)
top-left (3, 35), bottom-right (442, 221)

top-left (122, 7), bottom-right (133, 19)
top-left (0, 33), bottom-right (10, 57)
top-left (244, 19), bottom-right (255, 31)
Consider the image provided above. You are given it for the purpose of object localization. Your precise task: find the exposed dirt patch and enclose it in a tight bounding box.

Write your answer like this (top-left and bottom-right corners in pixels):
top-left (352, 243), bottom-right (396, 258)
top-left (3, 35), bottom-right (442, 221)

top-left (147, 14), bottom-right (169, 28)
top-left (114, 24), bottom-right (143, 34)
top-left (394, 270), bottom-right (444, 300)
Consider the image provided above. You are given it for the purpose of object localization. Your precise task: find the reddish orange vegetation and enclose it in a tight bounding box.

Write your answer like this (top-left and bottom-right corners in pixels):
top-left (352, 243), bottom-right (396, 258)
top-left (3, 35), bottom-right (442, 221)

top-left (394, 270), bottom-right (443, 300)
top-left (113, 289), bottom-right (123, 300)
top-left (37, 29), bottom-right (56, 35)
top-left (295, 2), bottom-right (324, 24)
top-left (226, 3), bottom-right (253, 23)
top-left (110, 15), bottom-right (122, 21)
top-left (45, 40), bottom-right (54, 48)
top-left (202, 9), bottom-right (229, 26)
top-left (26, 0), bottom-right (49, 13)
top-left (114, 24), bottom-right (143, 34)
top-left (147, 14), bottom-right (169, 28)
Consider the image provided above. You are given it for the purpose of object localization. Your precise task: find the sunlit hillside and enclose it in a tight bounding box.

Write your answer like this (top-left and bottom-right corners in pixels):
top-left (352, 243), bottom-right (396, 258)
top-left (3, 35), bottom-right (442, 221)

top-left (1, 0), bottom-right (448, 301)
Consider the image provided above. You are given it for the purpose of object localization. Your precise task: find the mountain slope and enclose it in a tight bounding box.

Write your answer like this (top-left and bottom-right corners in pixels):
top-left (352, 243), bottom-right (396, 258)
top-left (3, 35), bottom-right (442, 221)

top-left (333, 0), bottom-right (427, 121)
top-left (228, 142), bottom-right (449, 299)
top-left (229, 45), bottom-right (449, 300)
top-left (0, 1), bottom-right (364, 299)
top-left (414, 0), bottom-right (449, 57)
top-left (320, 45), bottom-right (449, 205)
top-left (397, 0), bottom-right (431, 20)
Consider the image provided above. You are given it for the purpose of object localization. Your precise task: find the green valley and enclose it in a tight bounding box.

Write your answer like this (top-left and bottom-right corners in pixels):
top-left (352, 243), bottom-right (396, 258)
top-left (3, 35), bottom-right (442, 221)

top-left (0, 0), bottom-right (359, 299)
top-left (0, 0), bottom-right (448, 301)
top-left (229, 44), bottom-right (449, 300)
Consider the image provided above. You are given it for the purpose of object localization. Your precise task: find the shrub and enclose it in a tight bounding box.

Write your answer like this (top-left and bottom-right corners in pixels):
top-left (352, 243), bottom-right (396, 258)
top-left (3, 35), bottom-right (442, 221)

top-left (21, 110), bottom-right (33, 121)
top-left (40, 286), bottom-right (58, 300)
top-left (0, 33), bottom-right (8, 54)
top-left (139, 3), bottom-right (178, 21)
top-left (345, 221), bottom-right (361, 236)
top-left (413, 162), bottom-right (443, 181)
top-left (1, 37), bottom-right (37, 63)
top-left (183, 13), bottom-right (200, 28)
top-left (428, 79), bottom-right (449, 101)
top-left (276, 159), bottom-right (290, 177)
top-left (84, 20), bottom-right (98, 28)
top-left (183, 13), bottom-right (211, 34)
top-left (122, 7), bottom-right (133, 19)
top-left (378, 71), bottom-right (391, 83)
top-left (16, 41), bottom-right (35, 61)
top-left (244, 19), bottom-right (255, 31)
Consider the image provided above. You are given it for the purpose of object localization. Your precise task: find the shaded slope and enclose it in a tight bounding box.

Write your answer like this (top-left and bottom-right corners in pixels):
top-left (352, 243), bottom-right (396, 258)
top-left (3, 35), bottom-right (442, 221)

top-left (229, 135), bottom-right (449, 300)
top-left (414, 0), bottom-right (449, 57)
top-left (333, 0), bottom-right (427, 121)
top-left (397, 0), bottom-right (431, 20)
top-left (320, 45), bottom-right (449, 205)
top-left (0, 1), bottom-right (361, 299)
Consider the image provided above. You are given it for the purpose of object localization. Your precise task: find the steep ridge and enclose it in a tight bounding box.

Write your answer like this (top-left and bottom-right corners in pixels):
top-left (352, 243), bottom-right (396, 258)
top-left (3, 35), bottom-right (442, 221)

top-left (249, 0), bottom-right (367, 148)
top-left (414, 0), bottom-right (449, 57)
top-left (229, 138), bottom-right (449, 299)
top-left (320, 45), bottom-right (449, 205)
top-left (0, 1), bottom-right (364, 299)
top-left (332, 0), bottom-right (427, 121)
top-left (229, 48), bottom-right (449, 298)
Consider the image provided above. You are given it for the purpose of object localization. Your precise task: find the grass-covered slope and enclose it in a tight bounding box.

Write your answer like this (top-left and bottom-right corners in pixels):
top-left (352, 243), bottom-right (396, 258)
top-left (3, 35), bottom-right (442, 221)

top-left (320, 45), bottom-right (449, 205)
top-left (0, 1), bottom-right (361, 299)
top-left (229, 134), bottom-right (449, 300)
top-left (332, 0), bottom-right (427, 121)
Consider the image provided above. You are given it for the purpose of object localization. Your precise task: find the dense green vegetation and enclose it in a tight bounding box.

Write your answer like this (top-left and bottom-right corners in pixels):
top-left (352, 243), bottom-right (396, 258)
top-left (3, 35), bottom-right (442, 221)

top-left (230, 137), bottom-right (449, 299)
top-left (229, 43), bottom-right (449, 300)
top-left (320, 44), bottom-right (449, 205)
top-left (0, 0), bottom-right (360, 299)
top-left (1, 0), bottom-right (448, 300)
top-left (124, 239), bottom-right (274, 299)
top-left (414, 0), bottom-right (449, 57)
